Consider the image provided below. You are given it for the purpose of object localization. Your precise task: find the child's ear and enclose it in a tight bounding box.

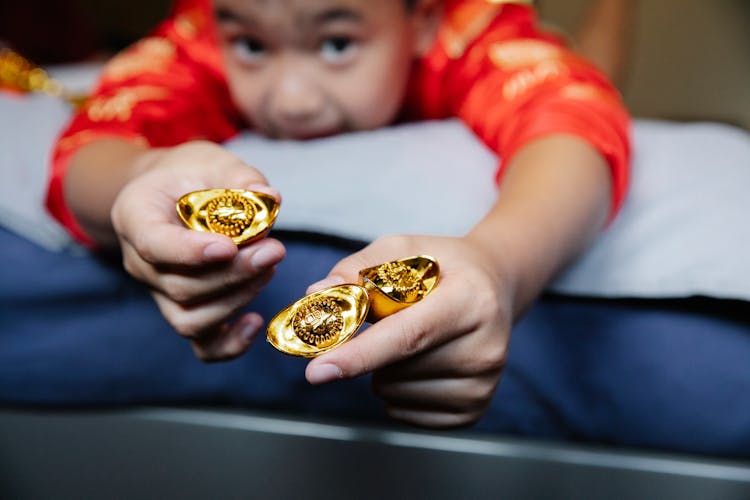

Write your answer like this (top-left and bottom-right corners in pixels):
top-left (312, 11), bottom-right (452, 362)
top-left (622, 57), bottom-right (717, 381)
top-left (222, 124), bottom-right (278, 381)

top-left (411, 0), bottom-right (444, 57)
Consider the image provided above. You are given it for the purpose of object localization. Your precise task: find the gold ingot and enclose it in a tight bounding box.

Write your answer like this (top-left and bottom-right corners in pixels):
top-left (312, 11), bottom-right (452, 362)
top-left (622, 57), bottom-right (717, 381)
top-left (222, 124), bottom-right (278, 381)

top-left (359, 255), bottom-right (439, 322)
top-left (176, 189), bottom-right (279, 245)
top-left (266, 285), bottom-right (370, 358)
top-left (267, 256), bottom-right (439, 357)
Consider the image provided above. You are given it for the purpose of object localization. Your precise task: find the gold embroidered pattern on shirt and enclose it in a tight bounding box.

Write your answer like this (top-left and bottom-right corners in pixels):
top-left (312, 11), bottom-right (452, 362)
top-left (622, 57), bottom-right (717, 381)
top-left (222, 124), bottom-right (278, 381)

top-left (175, 7), bottom-right (205, 40)
top-left (502, 60), bottom-right (568, 101)
top-left (104, 38), bottom-right (177, 81)
top-left (489, 39), bottom-right (562, 70)
top-left (560, 82), bottom-right (612, 102)
top-left (86, 86), bottom-right (169, 122)
top-left (441, 3), bottom-right (504, 59)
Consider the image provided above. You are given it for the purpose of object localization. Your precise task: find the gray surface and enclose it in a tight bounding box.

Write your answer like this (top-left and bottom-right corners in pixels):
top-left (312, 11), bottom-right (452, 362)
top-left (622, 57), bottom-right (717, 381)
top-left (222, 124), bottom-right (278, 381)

top-left (1, 407), bottom-right (749, 500)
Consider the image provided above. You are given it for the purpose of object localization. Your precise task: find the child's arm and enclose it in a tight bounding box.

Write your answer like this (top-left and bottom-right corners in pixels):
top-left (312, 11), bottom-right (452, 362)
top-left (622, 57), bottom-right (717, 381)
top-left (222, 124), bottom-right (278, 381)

top-left (304, 133), bottom-right (609, 428)
top-left (571, 0), bottom-right (637, 88)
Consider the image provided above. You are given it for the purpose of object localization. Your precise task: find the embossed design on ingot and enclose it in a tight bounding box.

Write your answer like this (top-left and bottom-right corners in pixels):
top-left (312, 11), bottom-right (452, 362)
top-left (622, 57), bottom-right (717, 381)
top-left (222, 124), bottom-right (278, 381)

top-left (292, 296), bottom-right (344, 348)
top-left (376, 261), bottom-right (425, 303)
top-left (360, 255), bottom-right (440, 321)
top-left (176, 189), bottom-right (280, 245)
top-left (205, 192), bottom-right (255, 238)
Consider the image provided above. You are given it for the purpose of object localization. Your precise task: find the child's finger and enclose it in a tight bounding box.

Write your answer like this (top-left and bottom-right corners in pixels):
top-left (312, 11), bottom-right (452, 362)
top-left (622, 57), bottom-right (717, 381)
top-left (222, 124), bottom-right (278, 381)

top-left (306, 275), bottom-right (346, 294)
top-left (383, 405), bottom-right (480, 429)
top-left (371, 321), bottom-right (507, 380)
top-left (306, 237), bottom-right (415, 293)
top-left (126, 222), bottom-right (238, 267)
top-left (191, 312), bottom-right (264, 362)
top-left (120, 233), bottom-right (228, 287)
top-left (316, 251), bottom-right (373, 284)
top-left (123, 238), bottom-right (282, 304)
top-left (151, 268), bottom-right (274, 339)
top-left (305, 255), bottom-right (377, 295)
top-left (244, 183), bottom-right (281, 204)
top-left (304, 287), bottom-right (459, 384)
top-left (372, 376), bottom-right (495, 414)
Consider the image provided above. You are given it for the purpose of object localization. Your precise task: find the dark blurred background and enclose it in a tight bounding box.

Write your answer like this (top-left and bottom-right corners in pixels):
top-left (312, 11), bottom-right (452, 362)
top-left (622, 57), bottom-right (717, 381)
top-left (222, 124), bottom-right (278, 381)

top-left (0, 0), bottom-right (170, 64)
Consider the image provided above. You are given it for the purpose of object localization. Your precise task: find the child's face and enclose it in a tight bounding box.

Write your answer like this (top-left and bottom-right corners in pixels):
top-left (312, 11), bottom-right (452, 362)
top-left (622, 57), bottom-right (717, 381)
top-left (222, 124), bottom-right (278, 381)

top-left (214, 0), bottom-right (440, 140)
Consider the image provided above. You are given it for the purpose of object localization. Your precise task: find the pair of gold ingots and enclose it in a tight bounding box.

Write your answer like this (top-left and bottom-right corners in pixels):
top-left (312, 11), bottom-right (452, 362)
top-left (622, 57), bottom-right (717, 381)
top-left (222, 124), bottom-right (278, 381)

top-left (177, 189), bottom-right (439, 358)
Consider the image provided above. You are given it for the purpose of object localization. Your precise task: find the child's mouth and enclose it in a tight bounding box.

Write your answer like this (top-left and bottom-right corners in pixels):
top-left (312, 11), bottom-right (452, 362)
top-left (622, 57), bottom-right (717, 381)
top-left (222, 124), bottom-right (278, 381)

top-left (283, 128), bottom-right (341, 141)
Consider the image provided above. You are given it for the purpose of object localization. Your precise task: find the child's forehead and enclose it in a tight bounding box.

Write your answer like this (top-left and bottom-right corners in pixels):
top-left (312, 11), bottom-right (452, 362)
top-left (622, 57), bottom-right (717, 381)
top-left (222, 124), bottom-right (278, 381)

top-left (213, 0), bottom-right (405, 24)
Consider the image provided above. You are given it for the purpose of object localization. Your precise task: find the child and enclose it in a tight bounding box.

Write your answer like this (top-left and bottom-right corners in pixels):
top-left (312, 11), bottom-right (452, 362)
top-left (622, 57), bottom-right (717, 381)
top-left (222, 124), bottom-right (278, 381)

top-left (46, 0), bottom-right (630, 428)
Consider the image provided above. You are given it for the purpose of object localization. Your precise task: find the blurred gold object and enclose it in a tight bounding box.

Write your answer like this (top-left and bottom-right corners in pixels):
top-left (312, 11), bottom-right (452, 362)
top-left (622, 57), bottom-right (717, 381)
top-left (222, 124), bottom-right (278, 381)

top-left (176, 189), bottom-right (279, 245)
top-left (267, 256), bottom-right (439, 357)
top-left (0, 48), bottom-right (88, 109)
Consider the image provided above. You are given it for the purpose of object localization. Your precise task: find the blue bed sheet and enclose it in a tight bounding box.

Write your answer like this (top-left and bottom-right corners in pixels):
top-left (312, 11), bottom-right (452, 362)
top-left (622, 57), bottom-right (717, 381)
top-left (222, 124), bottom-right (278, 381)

top-left (1, 227), bottom-right (749, 458)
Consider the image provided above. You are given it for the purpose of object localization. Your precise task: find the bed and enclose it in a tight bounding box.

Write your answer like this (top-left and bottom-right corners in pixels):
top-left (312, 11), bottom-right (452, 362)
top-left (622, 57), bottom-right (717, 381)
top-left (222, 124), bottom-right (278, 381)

top-left (1, 65), bottom-right (750, 461)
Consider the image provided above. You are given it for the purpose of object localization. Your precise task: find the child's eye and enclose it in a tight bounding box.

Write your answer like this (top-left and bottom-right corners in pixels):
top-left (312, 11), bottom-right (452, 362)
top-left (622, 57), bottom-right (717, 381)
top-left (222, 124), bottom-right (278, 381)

top-left (319, 36), bottom-right (357, 64)
top-left (232, 37), bottom-right (266, 63)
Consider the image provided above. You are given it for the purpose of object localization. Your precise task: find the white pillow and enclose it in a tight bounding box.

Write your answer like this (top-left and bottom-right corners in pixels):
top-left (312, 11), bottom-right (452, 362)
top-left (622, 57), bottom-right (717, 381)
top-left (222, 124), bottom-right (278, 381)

top-left (226, 120), bottom-right (750, 301)
top-left (0, 94), bottom-right (75, 251)
top-left (552, 120), bottom-right (750, 299)
top-left (2, 90), bottom-right (749, 301)
top-left (225, 121), bottom-right (498, 242)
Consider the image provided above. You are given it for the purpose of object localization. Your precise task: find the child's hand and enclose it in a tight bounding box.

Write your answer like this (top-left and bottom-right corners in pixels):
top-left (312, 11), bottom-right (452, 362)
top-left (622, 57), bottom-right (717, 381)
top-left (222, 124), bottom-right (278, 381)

top-left (110, 141), bottom-right (286, 361)
top-left (304, 235), bottom-right (512, 428)
top-left (299, 136), bottom-right (613, 428)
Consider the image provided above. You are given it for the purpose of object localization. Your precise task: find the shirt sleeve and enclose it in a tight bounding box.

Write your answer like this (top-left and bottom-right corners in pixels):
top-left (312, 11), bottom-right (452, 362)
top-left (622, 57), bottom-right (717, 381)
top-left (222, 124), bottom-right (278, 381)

top-left (405, 1), bottom-right (631, 220)
top-left (45, 0), bottom-right (242, 246)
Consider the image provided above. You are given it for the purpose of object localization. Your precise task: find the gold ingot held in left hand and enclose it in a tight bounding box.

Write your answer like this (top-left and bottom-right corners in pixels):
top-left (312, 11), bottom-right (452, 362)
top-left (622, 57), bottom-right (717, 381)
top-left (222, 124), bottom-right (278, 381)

top-left (267, 255), bottom-right (439, 357)
top-left (266, 285), bottom-right (371, 358)
top-left (176, 189), bottom-right (279, 245)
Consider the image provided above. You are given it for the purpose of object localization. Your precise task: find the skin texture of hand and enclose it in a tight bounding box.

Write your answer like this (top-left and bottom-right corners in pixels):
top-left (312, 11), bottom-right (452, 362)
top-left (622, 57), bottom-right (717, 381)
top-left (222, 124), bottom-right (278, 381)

top-left (109, 141), bottom-right (286, 361)
top-left (305, 234), bottom-right (513, 429)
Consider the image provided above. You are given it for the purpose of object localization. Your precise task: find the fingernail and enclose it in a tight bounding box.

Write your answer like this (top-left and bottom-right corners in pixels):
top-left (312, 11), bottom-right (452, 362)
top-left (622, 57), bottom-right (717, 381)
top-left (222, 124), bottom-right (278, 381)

top-left (247, 183), bottom-right (280, 201)
top-left (307, 275), bottom-right (346, 294)
top-left (251, 244), bottom-right (282, 269)
top-left (204, 241), bottom-right (234, 260)
top-left (307, 363), bottom-right (342, 385)
top-left (241, 315), bottom-right (263, 343)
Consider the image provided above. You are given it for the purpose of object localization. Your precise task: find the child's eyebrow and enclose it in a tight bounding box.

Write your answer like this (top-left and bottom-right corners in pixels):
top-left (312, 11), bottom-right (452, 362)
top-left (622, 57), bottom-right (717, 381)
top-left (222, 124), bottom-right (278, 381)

top-left (214, 6), bottom-right (256, 27)
top-left (307, 7), bottom-right (363, 26)
top-left (214, 5), bottom-right (362, 31)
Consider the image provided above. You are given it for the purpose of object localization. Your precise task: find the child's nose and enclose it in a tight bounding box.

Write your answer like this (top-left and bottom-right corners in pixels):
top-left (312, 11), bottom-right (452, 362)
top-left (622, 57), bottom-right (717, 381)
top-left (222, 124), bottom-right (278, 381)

top-left (270, 65), bottom-right (324, 122)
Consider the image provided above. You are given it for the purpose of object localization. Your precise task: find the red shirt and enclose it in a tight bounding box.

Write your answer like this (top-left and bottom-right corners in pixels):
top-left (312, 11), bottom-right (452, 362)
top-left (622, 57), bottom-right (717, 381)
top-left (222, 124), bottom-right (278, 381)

top-left (47, 0), bottom-right (630, 246)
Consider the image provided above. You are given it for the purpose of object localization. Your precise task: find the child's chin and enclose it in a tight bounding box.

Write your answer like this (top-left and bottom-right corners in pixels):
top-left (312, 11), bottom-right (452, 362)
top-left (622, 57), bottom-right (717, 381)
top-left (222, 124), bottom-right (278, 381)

top-left (285, 129), bottom-right (342, 141)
